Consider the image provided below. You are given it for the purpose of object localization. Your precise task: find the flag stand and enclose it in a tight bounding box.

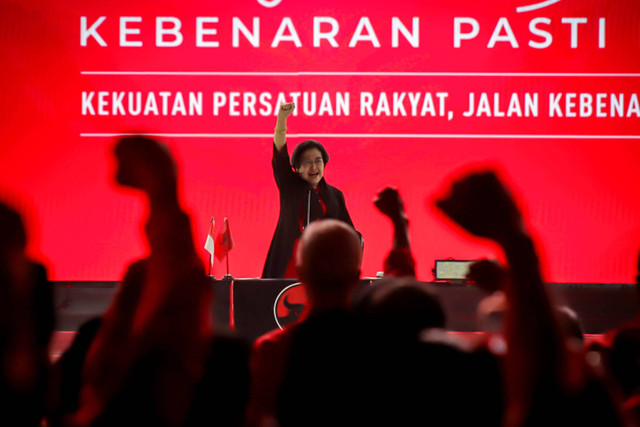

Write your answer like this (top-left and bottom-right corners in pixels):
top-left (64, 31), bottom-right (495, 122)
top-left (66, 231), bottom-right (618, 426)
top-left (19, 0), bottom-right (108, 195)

top-left (223, 254), bottom-right (233, 280)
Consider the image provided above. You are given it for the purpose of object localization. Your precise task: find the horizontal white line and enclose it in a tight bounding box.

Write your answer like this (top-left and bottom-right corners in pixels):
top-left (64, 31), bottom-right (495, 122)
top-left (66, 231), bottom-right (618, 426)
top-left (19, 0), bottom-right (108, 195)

top-left (517, 0), bottom-right (562, 13)
top-left (80, 133), bottom-right (640, 140)
top-left (80, 71), bottom-right (640, 77)
top-left (81, 133), bottom-right (275, 138)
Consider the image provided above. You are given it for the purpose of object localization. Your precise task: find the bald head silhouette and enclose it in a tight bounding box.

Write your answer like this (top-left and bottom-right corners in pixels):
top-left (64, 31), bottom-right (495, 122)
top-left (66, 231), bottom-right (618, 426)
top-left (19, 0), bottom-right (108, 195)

top-left (296, 219), bottom-right (362, 307)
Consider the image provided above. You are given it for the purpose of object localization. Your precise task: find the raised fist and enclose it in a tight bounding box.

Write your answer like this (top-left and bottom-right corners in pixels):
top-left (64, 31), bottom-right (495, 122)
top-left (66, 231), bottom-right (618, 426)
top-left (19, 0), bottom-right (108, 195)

top-left (436, 171), bottom-right (523, 243)
top-left (277, 102), bottom-right (296, 119)
top-left (374, 187), bottom-right (406, 222)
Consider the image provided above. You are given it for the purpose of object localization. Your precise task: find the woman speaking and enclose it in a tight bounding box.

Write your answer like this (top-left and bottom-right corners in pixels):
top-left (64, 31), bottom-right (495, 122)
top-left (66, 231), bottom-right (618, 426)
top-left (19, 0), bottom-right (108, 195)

top-left (262, 102), bottom-right (359, 278)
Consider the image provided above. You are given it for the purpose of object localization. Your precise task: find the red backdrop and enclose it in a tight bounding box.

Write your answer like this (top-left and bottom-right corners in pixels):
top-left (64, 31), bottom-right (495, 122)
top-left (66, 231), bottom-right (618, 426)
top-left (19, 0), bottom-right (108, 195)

top-left (1, 0), bottom-right (639, 283)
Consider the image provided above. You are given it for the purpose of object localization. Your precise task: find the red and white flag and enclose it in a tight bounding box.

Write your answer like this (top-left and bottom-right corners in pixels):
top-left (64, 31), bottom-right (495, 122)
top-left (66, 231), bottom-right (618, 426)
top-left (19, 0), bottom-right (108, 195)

top-left (204, 217), bottom-right (215, 266)
top-left (215, 217), bottom-right (235, 261)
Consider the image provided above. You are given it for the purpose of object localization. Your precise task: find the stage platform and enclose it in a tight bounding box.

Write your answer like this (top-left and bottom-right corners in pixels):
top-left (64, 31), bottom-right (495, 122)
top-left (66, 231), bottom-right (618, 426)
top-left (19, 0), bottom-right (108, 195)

top-left (49, 278), bottom-right (638, 358)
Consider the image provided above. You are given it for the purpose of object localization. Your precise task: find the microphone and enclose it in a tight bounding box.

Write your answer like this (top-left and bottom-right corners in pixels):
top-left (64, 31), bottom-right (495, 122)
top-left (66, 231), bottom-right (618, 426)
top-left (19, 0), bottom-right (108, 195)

top-left (305, 189), bottom-right (311, 229)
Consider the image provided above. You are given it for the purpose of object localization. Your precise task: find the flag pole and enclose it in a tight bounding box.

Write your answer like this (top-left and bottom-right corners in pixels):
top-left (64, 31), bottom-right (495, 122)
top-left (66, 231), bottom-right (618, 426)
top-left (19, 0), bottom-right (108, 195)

top-left (210, 217), bottom-right (214, 277)
top-left (219, 217), bottom-right (234, 280)
top-left (205, 216), bottom-right (215, 277)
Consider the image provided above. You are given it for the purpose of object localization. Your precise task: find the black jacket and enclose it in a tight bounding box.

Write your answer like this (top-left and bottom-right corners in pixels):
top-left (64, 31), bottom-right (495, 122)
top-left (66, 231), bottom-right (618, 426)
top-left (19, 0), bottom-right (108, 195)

top-left (262, 143), bottom-right (357, 278)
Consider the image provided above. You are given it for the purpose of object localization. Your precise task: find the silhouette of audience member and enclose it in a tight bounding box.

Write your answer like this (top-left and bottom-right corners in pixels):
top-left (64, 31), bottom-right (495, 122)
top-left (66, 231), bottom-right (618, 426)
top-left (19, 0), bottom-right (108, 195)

top-left (350, 188), bottom-right (503, 426)
top-left (469, 259), bottom-right (584, 355)
top-left (351, 277), bottom-right (497, 426)
top-left (51, 261), bottom-right (249, 427)
top-left (247, 219), bottom-right (363, 427)
top-left (468, 260), bottom-right (509, 353)
top-left (436, 169), bottom-right (625, 427)
top-left (373, 187), bottom-right (416, 277)
top-left (47, 258), bottom-right (146, 426)
top-left (354, 187), bottom-right (445, 338)
top-left (66, 136), bottom-right (249, 426)
top-left (585, 245), bottom-right (640, 425)
top-left (0, 201), bottom-right (54, 426)
top-left (355, 276), bottom-right (445, 340)
top-left (47, 317), bottom-right (102, 427)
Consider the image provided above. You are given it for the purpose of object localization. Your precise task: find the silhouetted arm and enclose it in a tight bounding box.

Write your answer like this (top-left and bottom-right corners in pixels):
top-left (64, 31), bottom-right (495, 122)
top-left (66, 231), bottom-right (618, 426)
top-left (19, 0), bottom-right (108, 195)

top-left (72, 136), bottom-right (213, 426)
top-left (274, 102), bottom-right (295, 152)
top-left (436, 171), bottom-right (565, 427)
top-left (374, 187), bottom-right (410, 251)
top-left (374, 187), bottom-right (415, 277)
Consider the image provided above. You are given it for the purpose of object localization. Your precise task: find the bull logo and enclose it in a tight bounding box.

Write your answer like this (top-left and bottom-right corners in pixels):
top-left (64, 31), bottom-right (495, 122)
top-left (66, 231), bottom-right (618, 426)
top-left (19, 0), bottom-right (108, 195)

top-left (273, 283), bottom-right (307, 329)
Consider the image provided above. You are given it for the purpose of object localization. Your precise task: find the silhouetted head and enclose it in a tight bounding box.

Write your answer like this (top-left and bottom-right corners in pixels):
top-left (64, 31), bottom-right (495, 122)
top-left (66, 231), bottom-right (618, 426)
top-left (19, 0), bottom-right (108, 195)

top-left (114, 135), bottom-right (177, 195)
top-left (355, 276), bottom-right (446, 337)
top-left (296, 219), bottom-right (361, 305)
top-left (609, 326), bottom-right (640, 397)
top-left (291, 140), bottom-right (329, 188)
